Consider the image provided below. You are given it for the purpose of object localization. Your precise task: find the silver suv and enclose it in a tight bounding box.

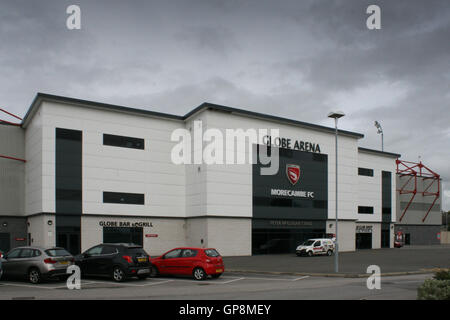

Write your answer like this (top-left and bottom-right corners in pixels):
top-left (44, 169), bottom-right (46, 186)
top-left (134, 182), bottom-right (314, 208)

top-left (0, 246), bottom-right (74, 284)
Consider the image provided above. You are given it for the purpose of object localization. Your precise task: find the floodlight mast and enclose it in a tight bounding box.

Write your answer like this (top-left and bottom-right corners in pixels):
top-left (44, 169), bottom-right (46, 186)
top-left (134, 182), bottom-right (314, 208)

top-left (374, 121), bottom-right (384, 151)
top-left (328, 111), bottom-right (345, 273)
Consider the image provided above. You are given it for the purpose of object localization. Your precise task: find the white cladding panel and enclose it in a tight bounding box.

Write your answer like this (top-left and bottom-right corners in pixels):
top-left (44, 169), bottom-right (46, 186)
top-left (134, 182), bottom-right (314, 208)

top-left (25, 107), bottom-right (44, 215)
top-left (357, 151), bottom-right (397, 223)
top-left (38, 101), bottom-right (186, 218)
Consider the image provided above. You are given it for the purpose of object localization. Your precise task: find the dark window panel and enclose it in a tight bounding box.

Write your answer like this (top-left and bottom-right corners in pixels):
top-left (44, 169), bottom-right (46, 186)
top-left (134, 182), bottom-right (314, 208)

top-left (55, 127), bottom-right (82, 255)
top-left (382, 171), bottom-right (392, 222)
top-left (382, 207), bottom-right (392, 214)
top-left (56, 128), bottom-right (82, 141)
top-left (103, 134), bottom-right (145, 150)
top-left (358, 206), bottom-right (374, 214)
top-left (358, 167), bottom-right (374, 177)
top-left (103, 192), bottom-right (145, 205)
top-left (56, 189), bottom-right (82, 201)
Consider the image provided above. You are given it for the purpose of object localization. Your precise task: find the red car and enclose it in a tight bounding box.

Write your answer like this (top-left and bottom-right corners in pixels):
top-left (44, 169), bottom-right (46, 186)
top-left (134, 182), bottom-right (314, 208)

top-left (150, 247), bottom-right (224, 280)
top-left (394, 241), bottom-right (403, 248)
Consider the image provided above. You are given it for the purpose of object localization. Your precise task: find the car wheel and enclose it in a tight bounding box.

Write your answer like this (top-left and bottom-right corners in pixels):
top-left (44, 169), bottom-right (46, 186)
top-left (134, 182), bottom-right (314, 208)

top-left (327, 250), bottom-right (333, 256)
top-left (193, 267), bottom-right (206, 281)
top-left (307, 251), bottom-right (313, 257)
top-left (150, 266), bottom-right (159, 278)
top-left (28, 268), bottom-right (42, 284)
top-left (112, 266), bottom-right (126, 282)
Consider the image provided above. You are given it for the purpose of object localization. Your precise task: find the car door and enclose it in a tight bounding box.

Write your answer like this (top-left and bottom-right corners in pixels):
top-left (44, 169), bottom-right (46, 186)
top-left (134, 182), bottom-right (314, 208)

top-left (17, 248), bottom-right (35, 275)
top-left (313, 241), bottom-right (323, 255)
top-left (97, 245), bottom-right (118, 275)
top-left (324, 240), bottom-right (332, 253)
top-left (179, 249), bottom-right (199, 275)
top-left (81, 245), bottom-right (104, 275)
top-left (2, 248), bottom-right (22, 276)
top-left (158, 249), bottom-right (182, 275)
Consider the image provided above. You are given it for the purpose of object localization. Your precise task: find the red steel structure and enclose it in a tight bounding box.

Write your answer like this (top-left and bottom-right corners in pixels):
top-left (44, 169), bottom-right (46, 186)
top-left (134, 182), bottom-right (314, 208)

top-left (0, 108), bottom-right (26, 163)
top-left (396, 159), bottom-right (440, 223)
top-left (0, 108), bottom-right (22, 126)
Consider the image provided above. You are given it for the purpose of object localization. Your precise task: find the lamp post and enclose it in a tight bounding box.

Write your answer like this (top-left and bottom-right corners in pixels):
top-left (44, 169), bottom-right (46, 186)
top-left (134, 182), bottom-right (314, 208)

top-left (328, 111), bottom-right (345, 273)
top-left (374, 121), bottom-right (383, 152)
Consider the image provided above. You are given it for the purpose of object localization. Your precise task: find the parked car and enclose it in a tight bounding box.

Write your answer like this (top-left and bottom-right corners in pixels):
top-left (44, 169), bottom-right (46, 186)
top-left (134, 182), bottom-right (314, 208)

top-left (394, 240), bottom-right (404, 248)
top-left (75, 243), bottom-right (152, 282)
top-left (296, 239), bottom-right (335, 257)
top-left (394, 231), bottom-right (404, 248)
top-left (151, 247), bottom-right (224, 280)
top-left (0, 246), bottom-right (74, 283)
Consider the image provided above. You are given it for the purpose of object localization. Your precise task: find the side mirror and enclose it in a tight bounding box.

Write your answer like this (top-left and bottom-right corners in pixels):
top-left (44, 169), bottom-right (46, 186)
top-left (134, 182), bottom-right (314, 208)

top-left (83, 253), bottom-right (90, 259)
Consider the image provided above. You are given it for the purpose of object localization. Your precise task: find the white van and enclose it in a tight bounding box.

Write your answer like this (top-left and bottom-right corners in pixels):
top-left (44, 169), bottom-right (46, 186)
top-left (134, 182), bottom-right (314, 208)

top-left (295, 238), bottom-right (335, 257)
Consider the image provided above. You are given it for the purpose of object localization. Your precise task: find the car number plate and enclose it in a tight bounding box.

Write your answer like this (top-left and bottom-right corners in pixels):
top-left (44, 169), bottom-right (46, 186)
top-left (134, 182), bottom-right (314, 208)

top-left (216, 269), bottom-right (223, 273)
top-left (138, 269), bottom-right (150, 274)
top-left (138, 258), bottom-right (147, 263)
top-left (59, 261), bottom-right (69, 265)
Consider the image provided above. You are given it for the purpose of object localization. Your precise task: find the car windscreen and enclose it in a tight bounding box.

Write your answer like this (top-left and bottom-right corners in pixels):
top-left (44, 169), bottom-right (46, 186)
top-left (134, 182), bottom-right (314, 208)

top-left (45, 248), bottom-right (71, 257)
top-left (204, 249), bottom-right (220, 257)
top-left (303, 240), bottom-right (315, 246)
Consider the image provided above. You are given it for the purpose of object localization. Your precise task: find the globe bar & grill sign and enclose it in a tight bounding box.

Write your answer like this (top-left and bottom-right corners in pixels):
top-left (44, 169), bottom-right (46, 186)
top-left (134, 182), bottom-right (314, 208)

top-left (99, 221), bottom-right (153, 228)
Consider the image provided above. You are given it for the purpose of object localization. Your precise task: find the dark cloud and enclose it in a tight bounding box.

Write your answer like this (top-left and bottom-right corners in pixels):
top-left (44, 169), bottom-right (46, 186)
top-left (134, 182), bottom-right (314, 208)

top-left (0, 0), bottom-right (449, 209)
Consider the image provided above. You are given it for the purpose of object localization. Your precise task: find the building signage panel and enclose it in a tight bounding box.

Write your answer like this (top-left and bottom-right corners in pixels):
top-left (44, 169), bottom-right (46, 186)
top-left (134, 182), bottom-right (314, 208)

top-left (262, 135), bottom-right (321, 153)
top-left (145, 234), bottom-right (158, 238)
top-left (253, 145), bottom-right (328, 221)
top-left (252, 219), bottom-right (325, 230)
top-left (99, 221), bottom-right (153, 228)
top-left (356, 225), bottom-right (373, 233)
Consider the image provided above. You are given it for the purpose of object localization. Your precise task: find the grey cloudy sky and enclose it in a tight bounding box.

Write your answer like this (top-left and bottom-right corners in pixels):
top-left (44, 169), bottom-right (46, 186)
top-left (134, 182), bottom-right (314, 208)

top-left (1, 0), bottom-right (449, 210)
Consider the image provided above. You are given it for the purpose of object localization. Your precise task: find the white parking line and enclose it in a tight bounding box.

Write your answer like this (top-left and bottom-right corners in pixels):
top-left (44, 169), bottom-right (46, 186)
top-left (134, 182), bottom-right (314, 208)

top-left (292, 276), bottom-right (310, 281)
top-left (152, 276), bottom-right (245, 285)
top-left (0, 279), bottom-right (174, 289)
top-left (218, 277), bottom-right (245, 284)
top-left (0, 282), bottom-right (66, 290)
top-left (0, 274), bottom-right (307, 290)
top-left (142, 280), bottom-right (175, 286)
top-left (238, 276), bottom-right (298, 281)
top-left (81, 279), bottom-right (175, 287)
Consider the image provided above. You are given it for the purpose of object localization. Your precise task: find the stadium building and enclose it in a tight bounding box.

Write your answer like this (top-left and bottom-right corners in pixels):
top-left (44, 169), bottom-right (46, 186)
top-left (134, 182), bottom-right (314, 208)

top-left (0, 93), bottom-right (441, 256)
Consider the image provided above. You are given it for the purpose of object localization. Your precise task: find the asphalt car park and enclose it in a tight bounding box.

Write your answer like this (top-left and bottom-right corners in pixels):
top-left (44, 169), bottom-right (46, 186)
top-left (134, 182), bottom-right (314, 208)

top-left (0, 272), bottom-right (308, 290)
top-left (0, 272), bottom-right (308, 299)
top-left (0, 271), bottom-right (431, 300)
top-left (224, 245), bottom-right (450, 275)
top-left (0, 245), bottom-right (447, 299)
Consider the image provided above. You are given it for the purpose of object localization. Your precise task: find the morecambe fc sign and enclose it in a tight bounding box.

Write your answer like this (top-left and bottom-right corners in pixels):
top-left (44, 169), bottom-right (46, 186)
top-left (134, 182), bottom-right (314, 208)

top-left (286, 164), bottom-right (301, 185)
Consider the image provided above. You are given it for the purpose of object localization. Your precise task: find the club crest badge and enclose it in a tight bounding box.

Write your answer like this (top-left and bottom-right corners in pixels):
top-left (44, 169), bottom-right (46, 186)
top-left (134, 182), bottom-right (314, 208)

top-left (286, 164), bottom-right (300, 185)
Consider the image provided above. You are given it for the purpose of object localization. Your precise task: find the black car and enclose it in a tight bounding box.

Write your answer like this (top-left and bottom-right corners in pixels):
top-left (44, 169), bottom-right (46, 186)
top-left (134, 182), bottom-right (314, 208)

top-left (75, 243), bottom-right (152, 282)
